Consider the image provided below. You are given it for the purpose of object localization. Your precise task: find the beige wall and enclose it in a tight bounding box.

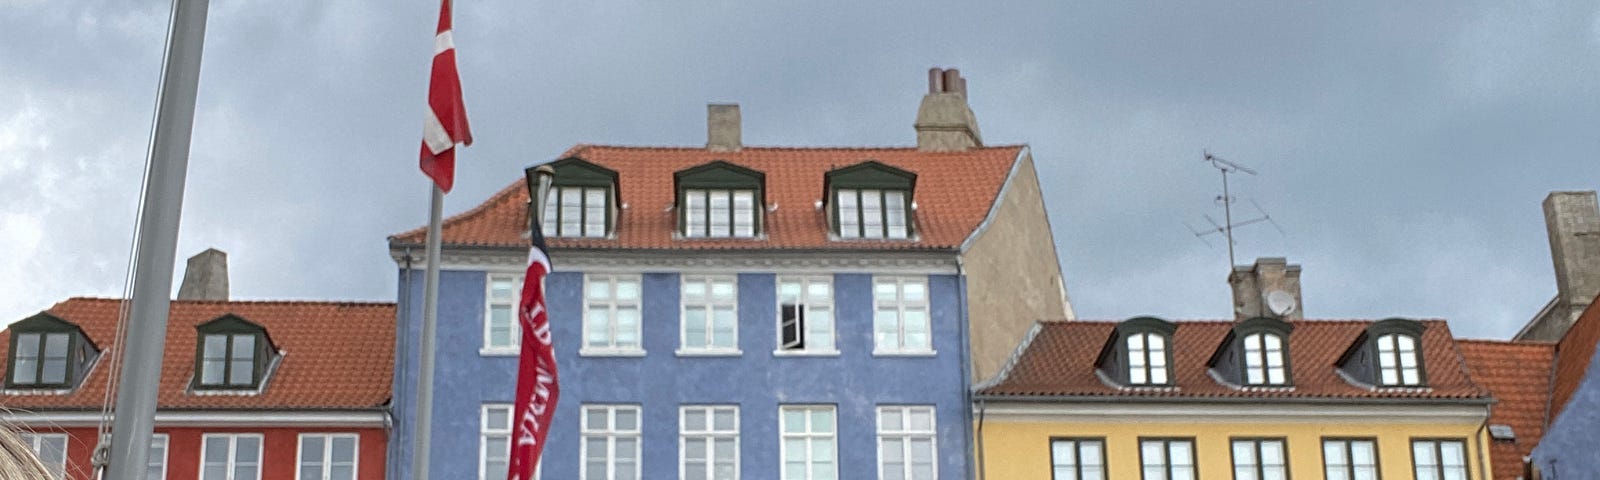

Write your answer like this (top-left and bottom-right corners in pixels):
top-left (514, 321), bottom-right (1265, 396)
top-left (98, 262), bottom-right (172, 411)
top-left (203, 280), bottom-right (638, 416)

top-left (962, 151), bottom-right (1071, 382)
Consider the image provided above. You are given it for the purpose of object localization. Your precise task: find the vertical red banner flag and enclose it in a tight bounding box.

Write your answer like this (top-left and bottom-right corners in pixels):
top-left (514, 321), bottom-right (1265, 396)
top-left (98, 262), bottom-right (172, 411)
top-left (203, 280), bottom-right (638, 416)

top-left (508, 226), bottom-right (559, 480)
top-left (419, 0), bottom-right (472, 193)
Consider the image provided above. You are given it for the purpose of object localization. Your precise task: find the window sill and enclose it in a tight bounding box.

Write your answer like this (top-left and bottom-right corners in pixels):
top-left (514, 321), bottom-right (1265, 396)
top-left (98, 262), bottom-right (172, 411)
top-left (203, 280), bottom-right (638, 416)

top-left (579, 349), bottom-right (647, 358)
top-left (872, 350), bottom-right (937, 358)
top-left (772, 350), bottom-right (841, 357)
top-left (479, 347), bottom-right (520, 357)
top-left (675, 349), bottom-right (743, 357)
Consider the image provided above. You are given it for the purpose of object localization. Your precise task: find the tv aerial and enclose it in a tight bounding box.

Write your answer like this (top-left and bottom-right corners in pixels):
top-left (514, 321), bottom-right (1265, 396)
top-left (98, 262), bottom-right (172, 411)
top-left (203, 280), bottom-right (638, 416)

top-left (1184, 151), bottom-right (1285, 268)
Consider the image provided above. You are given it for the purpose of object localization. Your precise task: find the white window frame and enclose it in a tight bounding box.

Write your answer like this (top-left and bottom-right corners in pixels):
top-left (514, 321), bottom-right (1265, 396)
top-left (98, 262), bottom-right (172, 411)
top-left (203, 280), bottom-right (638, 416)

top-left (1376, 333), bottom-right (1423, 386)
top-left (20, 433), bottom-right (66, 480)
top-left (581, 404), bottom-right (642, 480)
top-left (483, 274), bottom-right (523, 355)
top-left (480, 404), bottom-right (538, 480)
top-left (1050, 438), bottom-right (1106, 480)
top-left (876, 406), bottom-right (937, 480)
top-left (199, 433), bottom-right (263, 480)
top-left (1230, 438), bottom-right (1287, 480)
top-left (1411, 439), bottom-right (1468, 480)
top-left (836, 188), bottom-right (910, 239)
top-left (1127, 333), bottom-right (1170, 385)
top-left (774, 276), bottom-right (837, 356)
top-left (581, 274), bottom-right (645, 356)
top-left (679, 275), bottom-right (741, 356)
top-left (1322, 438), bottom-right (1379, 480)
top-left (679, 405), bottom-right (740, 480)
top-left (683, 188), bottom-right (758, 238)
top-left (1137, 438), bottom-right (1195, 480)
top-left (95, 433), bottom-right (169, 480)
top-left (872, 277), bottom-right (932, 356)
top-left (296, 433), bottom-right (359, 480)
top-left (779, 405), bottom-right (837, 480)
top-left (1242, 333), bottom-right (1287, 386)
top-left (543, 185), bottom-right (611, 238)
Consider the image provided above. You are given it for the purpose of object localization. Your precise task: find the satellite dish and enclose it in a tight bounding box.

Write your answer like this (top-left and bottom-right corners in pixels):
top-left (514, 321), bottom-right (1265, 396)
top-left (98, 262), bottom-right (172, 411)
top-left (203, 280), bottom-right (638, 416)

top-left (1265, 290), bottom-right (1297, 316)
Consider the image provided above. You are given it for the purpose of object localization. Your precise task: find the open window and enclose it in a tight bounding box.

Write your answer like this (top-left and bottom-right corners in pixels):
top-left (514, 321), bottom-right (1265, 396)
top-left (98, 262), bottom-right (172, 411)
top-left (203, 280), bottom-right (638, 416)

top-left (533, 157), bottom-right (620, 239)
top-left (777, 276), bottom-right (833, 353)
top-left (824, 161), bottom-right (916, 240)
top-left (1095, 317), bottom-right (1177, 387)
top-left (6, 313), bottom-right (98, 390)
top-left (675, 161), bottom-right (765, 238)
top-left (1207, 317), bottom-right (1294, 387)
top-left (1336, 318), bottom-right (1427, 388)
top-left (193, 315), bottom-right (277, 390)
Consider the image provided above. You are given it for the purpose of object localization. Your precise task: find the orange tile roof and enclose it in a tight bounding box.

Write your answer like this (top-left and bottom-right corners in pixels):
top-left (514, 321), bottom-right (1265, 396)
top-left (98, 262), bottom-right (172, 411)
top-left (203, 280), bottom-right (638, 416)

top-left (0, 298), bottom-right (394, 411)
top-left (390, 145), bottom-right (1026, 250)
top-left (1552, 294), bottom-right (1600, 420)
top-left (1458, 339), bottom-right (1555, 480)
top-left (979, 319), bottom-right (1491, 401)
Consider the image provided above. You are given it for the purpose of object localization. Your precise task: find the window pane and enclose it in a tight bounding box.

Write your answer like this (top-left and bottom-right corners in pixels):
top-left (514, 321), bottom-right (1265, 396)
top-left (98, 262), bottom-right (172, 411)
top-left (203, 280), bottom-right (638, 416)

top-left (885, 191), bottom-right (907, 239)
top-left (229, 359), bottom-right (254, 385)
top-left (43, 334), bottom-right (67, 357)
top-left (684, 308), bottom-right (709, 348)
top-left (616, 408), bottom-right (639, 431)
top-left (16, 334), bottom-right (39, 357)
top-left (236, 437), bottom-right (260, 462)
top-left (331, 437), bottom-right (356, 462)
top-left (616, 307), bottom-right (641, 347)
top-left (733, 190), bottom-right (755, 237)
top-left (488, 407), bottom-right (511, 430)
top-left (40, 359), bottom-right (66, 384)
top-left (616, 279), bottom-right (641, 300)
top-left (1441, 441), bottom-right (1464, 466)
top-left (204, 334), bottom-right (228, 359)
top-left (12, 358), bottom-right (37, 384)
top-left (542, 193), bottom-right (559, 236)
top-left (711, 309), bottom-right (737, 348)
top-left (302, 436), bottom-right (325, 463)
top-left (585, 188), bottom-right (608, 236)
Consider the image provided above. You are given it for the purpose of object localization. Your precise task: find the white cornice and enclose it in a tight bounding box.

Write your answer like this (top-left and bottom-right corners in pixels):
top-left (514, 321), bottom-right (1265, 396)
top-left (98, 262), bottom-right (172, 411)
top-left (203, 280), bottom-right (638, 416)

top-left (978, 401), bottom-right (1488, 425)
top-left (392, 248), bottom-right (961, 275)
top-left (1, 410), bottom-right (387, 428)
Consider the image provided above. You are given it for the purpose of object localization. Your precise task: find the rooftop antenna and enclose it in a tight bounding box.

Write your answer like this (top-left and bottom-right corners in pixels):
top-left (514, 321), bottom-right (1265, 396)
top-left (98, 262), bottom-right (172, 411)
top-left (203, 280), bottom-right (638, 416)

top-left (1184, 151), bottom-right (1284, 268)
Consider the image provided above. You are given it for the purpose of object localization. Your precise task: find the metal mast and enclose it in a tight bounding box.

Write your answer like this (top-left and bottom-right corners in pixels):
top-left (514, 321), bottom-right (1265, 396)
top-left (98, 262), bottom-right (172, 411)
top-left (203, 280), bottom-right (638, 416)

top-left (105, 0), bottom-right (210, 478)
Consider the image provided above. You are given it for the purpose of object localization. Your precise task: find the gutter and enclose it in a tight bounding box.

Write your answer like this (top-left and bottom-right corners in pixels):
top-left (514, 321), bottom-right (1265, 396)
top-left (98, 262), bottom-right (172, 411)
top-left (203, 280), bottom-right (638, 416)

top-left (2, 410), bottom-right (391, 428)
top-left (972, 394), bottom-right (1496, 406)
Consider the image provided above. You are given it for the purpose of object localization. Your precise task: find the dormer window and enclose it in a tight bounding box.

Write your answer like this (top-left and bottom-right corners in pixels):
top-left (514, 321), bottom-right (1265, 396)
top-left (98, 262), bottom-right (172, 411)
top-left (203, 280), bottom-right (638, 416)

top-left (825, 161), bottom-right (916, 240)
top-left (1096, 317), bottom-right (1177, 387)
top-left (6, 313), bottom-right (97, 390)
top-left (1209, 317), bottom-right (1294, 387)
top-left (534, 158), bottom-right (619, 238)
top-left (675, 161), bottom-right (764, 238)
top-left (1337, 318), bottom-right (1427, 388)
top-left (194, 315), bottom-right (275, 390)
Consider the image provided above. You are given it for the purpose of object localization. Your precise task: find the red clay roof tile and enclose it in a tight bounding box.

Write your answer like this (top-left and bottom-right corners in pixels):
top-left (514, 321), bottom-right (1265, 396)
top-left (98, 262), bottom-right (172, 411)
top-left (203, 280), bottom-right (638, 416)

top-left (1458, 339), bottom-right (1555, 480)
top-left (0, 298), bottom-right (394, 411)
top-left (1552, 294), bottom-right (1600, 420)
top-left (390, 145), bottom-right (1026, 250)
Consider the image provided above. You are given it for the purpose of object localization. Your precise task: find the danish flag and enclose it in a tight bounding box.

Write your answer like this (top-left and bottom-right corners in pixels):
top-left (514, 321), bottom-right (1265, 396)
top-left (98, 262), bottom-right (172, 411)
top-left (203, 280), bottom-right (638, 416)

top-left (419, 0), bottom-right (472, 193)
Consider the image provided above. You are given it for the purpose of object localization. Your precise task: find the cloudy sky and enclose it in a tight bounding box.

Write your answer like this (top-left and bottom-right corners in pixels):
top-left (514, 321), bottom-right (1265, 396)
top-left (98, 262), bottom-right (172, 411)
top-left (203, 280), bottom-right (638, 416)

top-left (3, 0), bottom-right (1597, 339)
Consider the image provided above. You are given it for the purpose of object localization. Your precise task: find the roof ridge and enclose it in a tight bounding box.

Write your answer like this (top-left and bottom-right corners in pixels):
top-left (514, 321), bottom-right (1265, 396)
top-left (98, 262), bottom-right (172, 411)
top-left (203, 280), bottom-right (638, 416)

top-left (1457, 338), bottom-right (1556, 346)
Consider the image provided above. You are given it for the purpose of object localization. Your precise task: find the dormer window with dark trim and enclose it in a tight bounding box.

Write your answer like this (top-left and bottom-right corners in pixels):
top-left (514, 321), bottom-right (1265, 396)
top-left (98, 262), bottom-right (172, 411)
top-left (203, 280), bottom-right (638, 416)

top-left (194, 315), bottom-right (276, 390)
top-left (6, 313), bottom-right (98, 390)
top-left (1207, 317), bottom-right (1294, 387)
top-left (1337, 318), bottom-right (1427, 388)
top-left (824, 161), bottom-right (916, 240)
top-left (535, 157), bottom-right (619, 238)
top-left (1096, 317), bottom-right (1177, 387)
top-left (675, 161), bottom-right (764, 238)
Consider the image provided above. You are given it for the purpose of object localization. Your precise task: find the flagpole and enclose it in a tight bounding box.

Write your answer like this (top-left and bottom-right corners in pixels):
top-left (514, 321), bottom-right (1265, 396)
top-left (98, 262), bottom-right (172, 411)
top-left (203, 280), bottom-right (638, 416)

top-left (104, 0), bottom-right (210, 479)
top-left (413, 184), bottom-right (445, 480)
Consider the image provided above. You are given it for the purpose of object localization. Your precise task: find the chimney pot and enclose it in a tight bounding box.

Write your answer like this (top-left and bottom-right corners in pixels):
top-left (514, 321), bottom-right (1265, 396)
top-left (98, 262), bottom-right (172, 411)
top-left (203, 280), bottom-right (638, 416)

top-left (177, 248), bottom-right (229, 301)
top-left (914, 67), bottom-right (983, 151)
top-left (706, 103), bottom-right (741, 152)
top-left (928, 68), bottom-right (944, 94)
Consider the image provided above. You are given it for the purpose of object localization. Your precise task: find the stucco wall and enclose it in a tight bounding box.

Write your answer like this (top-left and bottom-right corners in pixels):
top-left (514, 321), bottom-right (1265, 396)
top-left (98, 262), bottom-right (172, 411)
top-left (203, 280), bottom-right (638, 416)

top-left (392, 268), bottom-right (970, 479)
top-left (21, 425), bottom-right (386, 480)
top-left (979, 417), bottom-right (1490, 480)
top-left (961, 152), bottom-right (1071, 383)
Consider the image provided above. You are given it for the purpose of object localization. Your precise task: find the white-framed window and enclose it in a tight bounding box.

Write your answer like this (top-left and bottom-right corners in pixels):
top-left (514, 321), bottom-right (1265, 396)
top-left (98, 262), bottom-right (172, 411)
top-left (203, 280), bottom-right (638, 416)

top-left (1322, 438), bottom-right (1379, 480)
top-left (876, 406), bottom-right (936, 480)
top-left (481, 404), bottom-right (540, 480)
top-left (20, 433), bottom-right (66, 480)
top-left (485, 274), bottom-right (523, 352)
top-left (543, 186), bottom-right (610, 238)
top-left (684, 189), bottom-right (758, 238)
top-left (680, 405), bottom-right (739, 480)
top-left (779, 405), bottom-right (837, 480)
top-left (1138, 438), bottom-right (1195, 480)
top-left (836, 189), bottom-right (909, 239)
top-left (1377, 333), bottom-right (1422, 386)
top-left (1050, 438), bottom-right (1106, 480)
top-left (582, 405), bottom-right (641, 480)
top-left (1412, 439), bottom-right (1468, 480)
top-left (776, 277), bottom-right (834, 354)
top-left (681, 276), bottom-right (739, 354)
top-left (873, 277), bottom-right (931, 354)
top-left (200, 433), bottom-right (262, 480)
top-left (1231, 438), bottom-right (1287, 480)
top-left (1127, 333), bottom-right (1169, 385)
top-left (297, 433), bottom-right (357, 480)
top-left (1242, 333), bottom-right (1287, 385)
top-left (94, 434), bottom-right (168, 480)
top-left (583, 274), bottom-right (643, 355)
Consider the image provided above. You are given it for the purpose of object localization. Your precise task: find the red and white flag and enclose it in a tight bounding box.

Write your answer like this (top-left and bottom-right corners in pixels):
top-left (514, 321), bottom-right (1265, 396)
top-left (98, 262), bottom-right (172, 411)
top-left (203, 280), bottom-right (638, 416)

top-left (508, 228), bottom-right (558, 480)
top-left (419, 0), bottom-right (472, 193)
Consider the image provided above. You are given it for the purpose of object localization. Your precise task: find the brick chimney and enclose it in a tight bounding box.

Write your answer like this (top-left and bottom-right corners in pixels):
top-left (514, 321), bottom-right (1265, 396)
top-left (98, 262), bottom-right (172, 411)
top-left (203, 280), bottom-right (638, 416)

top-left (707, 103), bottom-right (741, 152)
top-left (914, 67), bottom-right (983, 152)
top-left (1228, 257), bottom-right (1303, 321)
top-left (1516, 191), bottom-right (1600, 340)
top-left (177, 248), bottom-right (229, 301)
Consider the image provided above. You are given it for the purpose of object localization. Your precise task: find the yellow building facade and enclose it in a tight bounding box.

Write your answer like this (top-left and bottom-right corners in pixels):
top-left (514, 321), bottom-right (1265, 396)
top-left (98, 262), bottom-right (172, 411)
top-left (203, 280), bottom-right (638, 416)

top-left (975, 315), bottom-right (1495, 480)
